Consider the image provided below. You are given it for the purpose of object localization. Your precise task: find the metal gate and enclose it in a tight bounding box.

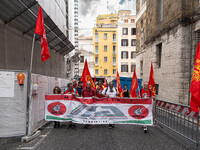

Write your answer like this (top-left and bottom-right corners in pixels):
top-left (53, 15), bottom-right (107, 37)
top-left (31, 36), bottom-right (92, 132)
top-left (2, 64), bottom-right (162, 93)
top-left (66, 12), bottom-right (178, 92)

top-left (154, 99), bottom-right (199, 146)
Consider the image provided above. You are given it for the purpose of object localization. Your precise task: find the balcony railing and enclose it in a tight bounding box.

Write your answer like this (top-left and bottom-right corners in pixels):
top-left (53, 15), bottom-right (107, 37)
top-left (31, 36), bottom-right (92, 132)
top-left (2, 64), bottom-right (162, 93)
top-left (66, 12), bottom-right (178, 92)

top-left (113, 62), bottom-right (116, 66)
top-left (113, 51), bottom-right (116, 55)
top-left (95, 51), bottom-right (99, 54)
top-left (95, 63), bottom-right (99, 66)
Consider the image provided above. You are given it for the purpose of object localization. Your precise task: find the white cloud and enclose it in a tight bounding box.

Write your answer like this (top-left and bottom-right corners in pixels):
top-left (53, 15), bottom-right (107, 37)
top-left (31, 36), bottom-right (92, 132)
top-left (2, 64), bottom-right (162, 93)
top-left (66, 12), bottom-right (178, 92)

top-left (78, 0), bottom-right (136, 37)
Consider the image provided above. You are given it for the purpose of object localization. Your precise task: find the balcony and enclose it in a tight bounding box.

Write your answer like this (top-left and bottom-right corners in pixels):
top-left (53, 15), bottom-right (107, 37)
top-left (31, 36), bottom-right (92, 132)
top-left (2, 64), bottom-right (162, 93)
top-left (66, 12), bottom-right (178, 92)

top-left (95, 39), bottom-right (99, 43)
top-left (113, 51), bottom-right (116, 55)
top-left (113, 40), bottom-right (116, 43)
top-left (95, 62), bottom-right (99, 66)
top-left (95, 51), bottom-right (99, 54)
top-left (113, 62), bottom-right (116, 66)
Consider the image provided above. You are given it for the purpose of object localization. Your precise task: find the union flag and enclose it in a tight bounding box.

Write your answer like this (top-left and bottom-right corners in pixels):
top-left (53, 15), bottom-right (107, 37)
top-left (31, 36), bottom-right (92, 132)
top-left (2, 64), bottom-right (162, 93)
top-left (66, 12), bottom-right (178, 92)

top-left (80, 59), bottom-right (95, 89)
top-left (116, 70), bottom-right (124, 97)
top-left (130, 68), bottom-right (139, 98)
top-left (35, 6), bottom-right (50, 62)
top-left (190, 42), bottom-right (200, 112)
top-left (148, 62), bottom-right (155, 97)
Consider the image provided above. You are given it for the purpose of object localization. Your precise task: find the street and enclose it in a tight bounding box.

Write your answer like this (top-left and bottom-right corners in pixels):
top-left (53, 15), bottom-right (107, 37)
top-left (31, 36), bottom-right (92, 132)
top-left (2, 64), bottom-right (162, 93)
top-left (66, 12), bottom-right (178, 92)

top-left (0, 123), bottom-right (198, 150)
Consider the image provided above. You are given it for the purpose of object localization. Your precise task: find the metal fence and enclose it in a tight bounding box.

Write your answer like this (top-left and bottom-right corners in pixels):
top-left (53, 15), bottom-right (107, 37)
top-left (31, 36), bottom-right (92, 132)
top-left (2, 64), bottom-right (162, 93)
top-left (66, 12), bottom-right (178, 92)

top-left (154, 99), bottom-right (199, 146)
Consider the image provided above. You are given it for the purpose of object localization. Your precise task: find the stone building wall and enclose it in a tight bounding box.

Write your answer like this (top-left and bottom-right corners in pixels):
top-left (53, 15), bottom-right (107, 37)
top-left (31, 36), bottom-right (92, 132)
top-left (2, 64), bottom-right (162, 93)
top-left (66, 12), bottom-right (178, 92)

top-left (136, 24), bottom-right (192, 104)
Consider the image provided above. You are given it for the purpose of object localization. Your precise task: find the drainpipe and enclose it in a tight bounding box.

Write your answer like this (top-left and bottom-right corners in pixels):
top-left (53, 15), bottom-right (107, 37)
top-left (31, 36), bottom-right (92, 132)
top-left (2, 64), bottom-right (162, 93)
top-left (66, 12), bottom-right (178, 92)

top-left (188, 24), bottom-right (193, 105)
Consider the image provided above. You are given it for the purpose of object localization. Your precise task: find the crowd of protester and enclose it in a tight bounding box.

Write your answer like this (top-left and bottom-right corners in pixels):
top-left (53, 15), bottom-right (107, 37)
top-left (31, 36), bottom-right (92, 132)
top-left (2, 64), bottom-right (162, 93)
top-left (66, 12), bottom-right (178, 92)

top-left (52, 79), bottom-right (152, 133)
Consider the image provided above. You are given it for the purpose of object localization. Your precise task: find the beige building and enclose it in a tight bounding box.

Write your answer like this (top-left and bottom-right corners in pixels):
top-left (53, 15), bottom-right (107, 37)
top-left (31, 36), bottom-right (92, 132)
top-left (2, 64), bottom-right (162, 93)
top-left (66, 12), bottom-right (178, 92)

top-left (118, 10), bottom-right (136, 77)
top-left (78, 37), bottom-right (94, 77)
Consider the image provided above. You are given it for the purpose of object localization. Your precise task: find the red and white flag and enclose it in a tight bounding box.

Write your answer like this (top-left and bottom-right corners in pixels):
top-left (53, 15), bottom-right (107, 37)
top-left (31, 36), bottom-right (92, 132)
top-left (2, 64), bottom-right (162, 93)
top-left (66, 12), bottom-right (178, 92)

top-left (35, 6), bottom-right (50, 62)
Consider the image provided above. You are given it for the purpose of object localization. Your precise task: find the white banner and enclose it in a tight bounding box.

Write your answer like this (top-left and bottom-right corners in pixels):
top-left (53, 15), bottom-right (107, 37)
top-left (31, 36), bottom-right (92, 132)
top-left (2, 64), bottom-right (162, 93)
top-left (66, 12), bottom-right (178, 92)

top-left (45, 95), bottom-right (153, 126)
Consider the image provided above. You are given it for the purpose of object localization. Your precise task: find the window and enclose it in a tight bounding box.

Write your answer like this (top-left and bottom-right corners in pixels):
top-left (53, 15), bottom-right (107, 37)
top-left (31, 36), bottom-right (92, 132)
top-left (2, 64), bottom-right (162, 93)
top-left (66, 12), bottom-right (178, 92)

top-left (104, 69), bottom-right (107, 75)
top-left (140, 60), bottom-right (143, 76)
top-left (159, 0), bottom-right (163, 22)
top-left (104, 33), bottom-right (107, 39)
top-left (155, 84), bottom-right (159, 95)
top-left (131, 64), bottom-right (136, 72)
top-left (131, 28), bottom-right (136, 35)
top-left (124, 19), bottom-right (128, 23)
top-left (121, 51), bottom-right (128, 59)
top-left (113, 57), bottom-right (116, 65)
top-left (95, 69), bottom-right (99, 75)
top-left (131, 19), bottom-right (135, 23)
top-left (122, 28), bottom-right (128, 35)
top-left (113, 69), bottom-right (116, 74)
top-left (121, 65), bottom-right (128, 72)
top-left (131, 39), bottom-right (136, 46)
top-left (156, 43), bottom-right (162, 68)
top-left (95, 57), bottom-right (99, 65)
top-left (104, 57), bottom-right (107, 62)
top-left (104, 45), bottom-right (107, 51)
top-left (121, 39), bottom-right (128, 46)
top-left (141, 20), bottom-right (143, 28)
top-left (131, 51), bottom-right (136, 59)
top-left (113, 34), bottom-right (116, 42)
top-left (80, 56), bottom-right (84, 63)
top-left (95, 33), bottom-right (98, 42)
top-left (113, 46), bottom-right (116, 54)
top-left (95, 45), bottom-right (98, 54)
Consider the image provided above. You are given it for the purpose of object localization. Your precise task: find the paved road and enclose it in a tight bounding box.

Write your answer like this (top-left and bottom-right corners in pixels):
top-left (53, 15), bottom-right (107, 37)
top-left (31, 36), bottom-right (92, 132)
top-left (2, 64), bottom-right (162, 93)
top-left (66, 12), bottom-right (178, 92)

top-left (6, 122), bottom-right (196, 150)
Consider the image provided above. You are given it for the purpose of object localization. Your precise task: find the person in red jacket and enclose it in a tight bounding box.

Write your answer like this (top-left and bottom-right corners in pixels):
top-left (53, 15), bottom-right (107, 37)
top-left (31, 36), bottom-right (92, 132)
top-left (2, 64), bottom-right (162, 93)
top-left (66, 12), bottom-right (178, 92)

top-left (139, 81), bottom-right (152, 133)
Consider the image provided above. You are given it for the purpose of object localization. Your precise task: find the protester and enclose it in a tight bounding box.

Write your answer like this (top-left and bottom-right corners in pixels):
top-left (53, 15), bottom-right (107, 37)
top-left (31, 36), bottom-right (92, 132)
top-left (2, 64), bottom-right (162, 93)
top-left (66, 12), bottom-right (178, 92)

top-left (81, 81), bottom-right (96, 129)
top-left (64, 82), bottom-right (78, 129)
top-left (76, 81), bottom-right (83, 96)
top-left (72, 79), bottom-right (78, 88)
top-left (123, 84), bottom-right (129, 97)
top-left (102, 81), bottom-right (119, 128)
top-left (139, 81), bottom-right (152, 133)
top-left (81, 82), bottom-right (96, 98)
top-left (96, 80), bottom-right (105, 98)
top-left (63, 82), bottom-right (79, 96)
top-left (53, 86), bottom-right (61, 128)
top-left (102, 81), bottom-right (119, 98)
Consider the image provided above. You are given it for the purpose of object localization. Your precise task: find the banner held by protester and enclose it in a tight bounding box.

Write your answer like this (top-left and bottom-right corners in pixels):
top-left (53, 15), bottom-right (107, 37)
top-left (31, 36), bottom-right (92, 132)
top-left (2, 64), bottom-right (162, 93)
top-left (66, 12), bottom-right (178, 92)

top-left (45, 95), bottom-right (153, 126)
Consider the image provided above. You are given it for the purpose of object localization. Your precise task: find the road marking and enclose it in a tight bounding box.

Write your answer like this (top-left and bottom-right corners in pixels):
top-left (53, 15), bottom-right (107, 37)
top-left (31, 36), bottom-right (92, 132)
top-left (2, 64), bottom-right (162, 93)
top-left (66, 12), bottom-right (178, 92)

top-left (17, 128), bottom-right (53, 150)
top-left (17, 147), bottom-right (34, 150)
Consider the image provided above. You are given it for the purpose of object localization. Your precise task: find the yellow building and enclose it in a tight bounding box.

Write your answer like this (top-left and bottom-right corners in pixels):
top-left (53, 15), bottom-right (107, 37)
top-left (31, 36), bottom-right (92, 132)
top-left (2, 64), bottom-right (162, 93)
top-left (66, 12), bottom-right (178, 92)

top-left (93, 14), bottom-right (118, 81)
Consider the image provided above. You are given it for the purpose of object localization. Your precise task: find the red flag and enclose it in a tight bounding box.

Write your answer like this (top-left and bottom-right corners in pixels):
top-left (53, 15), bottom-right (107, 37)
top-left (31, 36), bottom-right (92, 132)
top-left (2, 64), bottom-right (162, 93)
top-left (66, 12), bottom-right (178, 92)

top-left (130, 68), bottom-right (139, 98)
top-left (94, 76), bottom-right (96, 84)
top-left (35, 6), bottom-right (50, 62)
top-left (148, 62), bottom-right (156, 97)
top-left (80, 59), bottom-right (95, 88)
top-left (116, 70), bottom-right (124, 97)
top-left (190, 42), bottom-right (200, 112)
top-left (104, 77), bottom-right (107, 87)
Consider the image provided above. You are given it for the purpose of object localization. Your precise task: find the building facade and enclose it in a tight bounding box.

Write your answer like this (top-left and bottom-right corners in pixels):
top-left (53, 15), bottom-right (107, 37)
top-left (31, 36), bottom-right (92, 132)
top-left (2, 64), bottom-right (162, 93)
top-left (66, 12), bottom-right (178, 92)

top-left (136, 0), bottom-right (200, 105)
top-left (93, 14), bottom-right (118, 81)
top-left (66, 0), bottom-right (79, 79)
top-left (78, 37), bottom-right (94, 77)
top-left (118, 10), bottom-right (136, 77)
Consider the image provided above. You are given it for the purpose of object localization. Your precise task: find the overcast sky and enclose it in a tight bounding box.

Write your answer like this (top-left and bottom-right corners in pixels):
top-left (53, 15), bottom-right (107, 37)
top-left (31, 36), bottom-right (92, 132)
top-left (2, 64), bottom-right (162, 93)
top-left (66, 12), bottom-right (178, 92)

top-left (78, 0), bottom-right (136, 37)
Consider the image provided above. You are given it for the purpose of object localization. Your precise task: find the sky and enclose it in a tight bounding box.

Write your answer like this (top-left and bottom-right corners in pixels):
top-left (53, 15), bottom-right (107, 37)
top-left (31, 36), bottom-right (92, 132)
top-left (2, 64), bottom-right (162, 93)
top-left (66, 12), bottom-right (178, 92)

top-left (78, 0), bottom-right (136, 37)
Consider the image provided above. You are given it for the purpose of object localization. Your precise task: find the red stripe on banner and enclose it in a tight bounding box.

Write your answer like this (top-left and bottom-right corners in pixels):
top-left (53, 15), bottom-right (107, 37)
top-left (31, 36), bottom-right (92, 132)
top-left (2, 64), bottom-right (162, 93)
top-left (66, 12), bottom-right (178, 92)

top-left (45, 95), bottom-right (152, 104)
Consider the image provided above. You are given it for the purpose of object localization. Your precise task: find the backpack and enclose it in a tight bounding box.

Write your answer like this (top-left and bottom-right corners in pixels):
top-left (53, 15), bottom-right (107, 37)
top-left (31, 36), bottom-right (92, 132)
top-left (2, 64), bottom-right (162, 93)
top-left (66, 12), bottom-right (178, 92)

top-left (64, 88), bottom-right (76, 94)
top-left (105, 87), bottom-right (117, 95)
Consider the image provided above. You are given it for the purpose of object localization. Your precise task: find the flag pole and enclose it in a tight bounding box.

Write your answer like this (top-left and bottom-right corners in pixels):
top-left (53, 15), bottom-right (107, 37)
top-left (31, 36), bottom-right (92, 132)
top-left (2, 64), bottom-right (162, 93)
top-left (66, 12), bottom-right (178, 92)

top-left (26, 33), bottom-right (35, 136)
top-left (30, 33), bottom-right (36, 73)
